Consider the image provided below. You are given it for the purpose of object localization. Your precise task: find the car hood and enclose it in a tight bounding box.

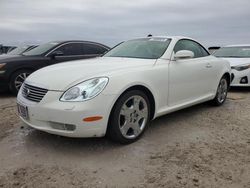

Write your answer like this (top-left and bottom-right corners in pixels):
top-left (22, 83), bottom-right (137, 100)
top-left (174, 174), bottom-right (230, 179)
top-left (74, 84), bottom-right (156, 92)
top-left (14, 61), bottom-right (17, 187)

top-left (0, 54), bottom-right (21, 61)
top-left (221, 57), bottom-right (250, 67)
top-left (0, 54), bottom-right (42, 64)
top-left (26, 57), bottom-right (156, 91)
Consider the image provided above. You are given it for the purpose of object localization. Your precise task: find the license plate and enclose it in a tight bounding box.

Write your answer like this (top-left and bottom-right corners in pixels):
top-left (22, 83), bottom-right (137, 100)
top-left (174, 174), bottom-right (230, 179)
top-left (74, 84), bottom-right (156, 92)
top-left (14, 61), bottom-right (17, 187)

top-left (17, 103), bottom-right (29, 119)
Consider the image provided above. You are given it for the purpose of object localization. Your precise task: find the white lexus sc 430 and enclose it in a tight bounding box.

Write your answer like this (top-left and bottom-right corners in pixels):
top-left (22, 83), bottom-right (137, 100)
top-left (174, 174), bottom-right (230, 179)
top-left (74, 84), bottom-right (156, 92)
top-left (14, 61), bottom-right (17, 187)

top-left (17, 36), bottom-right (231, 143)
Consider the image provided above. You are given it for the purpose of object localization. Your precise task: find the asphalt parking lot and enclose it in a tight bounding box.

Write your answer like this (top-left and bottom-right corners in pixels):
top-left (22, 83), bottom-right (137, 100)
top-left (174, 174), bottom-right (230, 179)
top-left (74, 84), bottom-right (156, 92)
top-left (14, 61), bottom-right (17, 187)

top-left (0, 89), bottom-right (250, 188)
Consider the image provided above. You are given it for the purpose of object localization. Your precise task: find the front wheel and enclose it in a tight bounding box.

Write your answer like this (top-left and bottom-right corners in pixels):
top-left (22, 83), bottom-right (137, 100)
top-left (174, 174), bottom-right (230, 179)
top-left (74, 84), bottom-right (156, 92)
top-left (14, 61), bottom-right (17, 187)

top-left (107, 90), bottom-right (150, 144)
top-left (211, 76), bottom-right (228, 106)
top-left (9, 69), bottom-right (32, 95)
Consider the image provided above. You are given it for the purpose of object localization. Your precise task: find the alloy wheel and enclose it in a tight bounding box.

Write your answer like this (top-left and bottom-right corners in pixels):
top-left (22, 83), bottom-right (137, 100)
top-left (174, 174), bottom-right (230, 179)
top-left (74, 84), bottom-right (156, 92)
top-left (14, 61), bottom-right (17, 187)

top-left (217, 78), bottom-right (228, 103)
top-left (118, 95), bottom-right (148, 139)
top-left (14, 72), bottom-right (30, 91)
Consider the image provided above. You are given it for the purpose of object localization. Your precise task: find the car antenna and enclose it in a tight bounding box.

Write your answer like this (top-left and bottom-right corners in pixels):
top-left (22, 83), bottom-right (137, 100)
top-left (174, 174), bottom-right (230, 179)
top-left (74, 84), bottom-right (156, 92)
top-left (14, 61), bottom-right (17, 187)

top-left (147, 34), bottom-right (153, 37)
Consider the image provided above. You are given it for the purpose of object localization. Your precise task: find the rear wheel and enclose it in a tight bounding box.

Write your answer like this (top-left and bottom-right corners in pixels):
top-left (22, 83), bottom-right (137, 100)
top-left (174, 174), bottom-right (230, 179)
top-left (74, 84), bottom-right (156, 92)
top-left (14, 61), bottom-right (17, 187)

top-left (108, 90), bottom-right (150, 144)
top-left (211, 76), bottom-right (228, 106)
top-left (9, 69), bottom-right (32, 95)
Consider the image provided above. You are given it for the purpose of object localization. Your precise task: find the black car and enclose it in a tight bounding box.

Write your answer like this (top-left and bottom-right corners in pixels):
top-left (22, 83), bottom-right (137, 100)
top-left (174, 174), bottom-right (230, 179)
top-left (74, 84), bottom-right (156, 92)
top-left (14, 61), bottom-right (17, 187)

top-left (6, 45), bottom-right (38, 55)
top-left (0, 40), bottom-right (110, 94)
top-left (0, 45), bottom-right (17, 54)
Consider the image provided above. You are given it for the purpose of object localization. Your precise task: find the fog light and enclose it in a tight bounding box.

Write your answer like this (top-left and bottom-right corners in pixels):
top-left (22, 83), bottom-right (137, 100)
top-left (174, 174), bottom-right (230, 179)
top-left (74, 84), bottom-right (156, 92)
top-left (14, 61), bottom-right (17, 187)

top-left (50, 122), bottom-right (65, 130)
top-left (65, 124), bottom-right (76, 131)
top-left (240, 76), bottom-right (248, 84)
top-left (50, 122), bottom-right (76, 131)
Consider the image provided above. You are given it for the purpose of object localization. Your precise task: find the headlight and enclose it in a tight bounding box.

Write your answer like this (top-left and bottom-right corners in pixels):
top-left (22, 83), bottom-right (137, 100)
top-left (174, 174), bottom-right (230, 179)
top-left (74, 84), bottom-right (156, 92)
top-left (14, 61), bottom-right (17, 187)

top-left (0, 63), bottom-right (6, 70)
top-left (60, 77), bottom-right (109, 102)
top-left (232, 64), bottom-right (250, 71)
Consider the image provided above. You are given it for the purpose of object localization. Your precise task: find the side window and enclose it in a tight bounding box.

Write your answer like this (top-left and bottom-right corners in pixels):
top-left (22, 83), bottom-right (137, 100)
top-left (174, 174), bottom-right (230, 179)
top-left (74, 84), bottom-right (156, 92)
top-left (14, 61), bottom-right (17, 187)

top-left (83, 44), bottom-right (108, 55)
top-left (96, 46), bottom-right (109, 54)
top-left (174, 39), bottom-right (209, 58)
top-left (56, 43), bottom-right (82, 56)
top-left (199, 45), bottom-right (210, 56)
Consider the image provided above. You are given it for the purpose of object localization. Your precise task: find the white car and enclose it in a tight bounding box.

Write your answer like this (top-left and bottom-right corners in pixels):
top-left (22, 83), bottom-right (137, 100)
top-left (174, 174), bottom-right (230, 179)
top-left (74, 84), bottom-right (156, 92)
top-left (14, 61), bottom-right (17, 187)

top-left (17, 36), bottom-right (231, 144)
top-left (213, 45), bottom-right (250, 87)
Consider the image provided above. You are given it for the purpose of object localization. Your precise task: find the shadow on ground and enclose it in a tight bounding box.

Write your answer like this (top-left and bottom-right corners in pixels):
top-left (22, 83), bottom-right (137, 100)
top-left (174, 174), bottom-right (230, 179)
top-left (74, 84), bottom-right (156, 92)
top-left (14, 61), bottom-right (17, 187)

top-left (230, 86), bottom-right (250, 92)
top-left (0, 90), bottom-right (14, 98)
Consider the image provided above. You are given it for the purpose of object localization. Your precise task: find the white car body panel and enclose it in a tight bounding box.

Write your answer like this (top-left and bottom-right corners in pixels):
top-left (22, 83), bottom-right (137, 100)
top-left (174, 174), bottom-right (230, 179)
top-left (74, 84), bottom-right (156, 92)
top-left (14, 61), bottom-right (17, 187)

top-left (17, 36), bottom-right (231, 138)
top-left (222, 56), bottom-right (250, 87)
top-left (222, 57), bottom-right (250, 67)
top-left (27, 57), bottom-right (156, 91)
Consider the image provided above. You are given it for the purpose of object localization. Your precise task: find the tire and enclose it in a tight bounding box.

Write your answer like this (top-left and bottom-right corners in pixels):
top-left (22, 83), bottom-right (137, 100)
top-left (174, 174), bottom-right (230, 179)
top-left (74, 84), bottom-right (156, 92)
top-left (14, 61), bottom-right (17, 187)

top-left (211, 76), bottom-right (228, 106)
top-left (107, 90), bottom-right (151, 144)
top-left (9, 69), bottom-right (32, 95)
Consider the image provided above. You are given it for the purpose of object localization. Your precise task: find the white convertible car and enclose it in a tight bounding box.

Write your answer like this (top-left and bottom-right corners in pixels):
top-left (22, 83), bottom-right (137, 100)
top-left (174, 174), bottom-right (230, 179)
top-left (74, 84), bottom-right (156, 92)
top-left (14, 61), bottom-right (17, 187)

top-left (214, 44), bottom-right (250, 87)
top-left (17, 36), bottom-right (231, 143)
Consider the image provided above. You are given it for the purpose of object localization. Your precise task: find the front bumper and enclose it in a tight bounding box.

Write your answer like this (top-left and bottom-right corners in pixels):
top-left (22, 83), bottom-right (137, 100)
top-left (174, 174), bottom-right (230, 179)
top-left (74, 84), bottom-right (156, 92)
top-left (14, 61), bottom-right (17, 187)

top-left (17, 90), bottom-right (115, 138)
top-left (0, 71), bottom-right (9, 91)
top-left (231, 69), bottom-right (250, 87)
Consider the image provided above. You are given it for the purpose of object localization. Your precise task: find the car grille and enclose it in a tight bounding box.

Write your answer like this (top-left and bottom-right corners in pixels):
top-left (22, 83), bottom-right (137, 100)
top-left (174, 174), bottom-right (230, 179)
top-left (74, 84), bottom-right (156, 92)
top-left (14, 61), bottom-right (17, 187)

top-left (22, 83), bottom-right (48, 102)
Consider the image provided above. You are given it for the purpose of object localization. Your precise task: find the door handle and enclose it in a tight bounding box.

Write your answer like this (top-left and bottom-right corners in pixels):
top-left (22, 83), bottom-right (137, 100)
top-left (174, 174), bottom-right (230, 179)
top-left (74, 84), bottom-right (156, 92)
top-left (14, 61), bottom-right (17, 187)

top-left (206, 63), bottom-right (212, 68)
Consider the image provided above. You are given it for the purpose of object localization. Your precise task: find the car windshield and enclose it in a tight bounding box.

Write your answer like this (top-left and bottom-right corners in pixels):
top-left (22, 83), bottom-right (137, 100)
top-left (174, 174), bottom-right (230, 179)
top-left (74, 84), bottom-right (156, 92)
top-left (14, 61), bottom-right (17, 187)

top-left (23, 42), bottom-right (59, 56)
top-left (7, 46), bottom-right (30, 55)
top-left (104, 38), bottom-right (171, 59)
top-left (214, 46), bottom-right (250, 58)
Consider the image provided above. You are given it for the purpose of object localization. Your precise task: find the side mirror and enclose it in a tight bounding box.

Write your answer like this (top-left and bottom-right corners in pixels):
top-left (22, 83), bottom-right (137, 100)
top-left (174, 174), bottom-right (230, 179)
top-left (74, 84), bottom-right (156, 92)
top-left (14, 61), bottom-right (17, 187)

top-left (174, 50), bottom-right (194, 60)
top-left (50, 50), bottom-right (64, 58)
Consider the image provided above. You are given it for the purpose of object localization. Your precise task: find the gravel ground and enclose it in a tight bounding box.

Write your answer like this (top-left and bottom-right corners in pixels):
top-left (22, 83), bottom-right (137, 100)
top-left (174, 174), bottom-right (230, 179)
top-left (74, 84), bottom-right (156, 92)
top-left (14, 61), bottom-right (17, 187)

top-left (0, 88), bottom-right (250, 188)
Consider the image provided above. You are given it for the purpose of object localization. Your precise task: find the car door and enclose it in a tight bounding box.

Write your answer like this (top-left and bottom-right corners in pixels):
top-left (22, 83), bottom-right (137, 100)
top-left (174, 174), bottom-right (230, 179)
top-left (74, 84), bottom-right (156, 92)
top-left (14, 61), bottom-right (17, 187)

top-left (51, 43), bottom-right (85, 63)
top-left (168, 39), bottom-right (213, 107)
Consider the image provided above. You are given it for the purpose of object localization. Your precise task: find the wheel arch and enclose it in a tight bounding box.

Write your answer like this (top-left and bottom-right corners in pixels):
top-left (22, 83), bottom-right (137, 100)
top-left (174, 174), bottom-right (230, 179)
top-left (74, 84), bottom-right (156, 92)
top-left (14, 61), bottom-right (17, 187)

top-left (8, 67), bottom-right (35, 82)
top-left (222, 72), bottom-right (231, 89)
top-left (108, 84), bottom-right (156, 124)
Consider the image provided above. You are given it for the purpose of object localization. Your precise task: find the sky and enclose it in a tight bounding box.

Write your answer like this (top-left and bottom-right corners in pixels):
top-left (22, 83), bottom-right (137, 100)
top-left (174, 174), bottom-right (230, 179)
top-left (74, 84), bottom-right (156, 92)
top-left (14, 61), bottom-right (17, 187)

top-left (0, 0), bottom-right (250, 48)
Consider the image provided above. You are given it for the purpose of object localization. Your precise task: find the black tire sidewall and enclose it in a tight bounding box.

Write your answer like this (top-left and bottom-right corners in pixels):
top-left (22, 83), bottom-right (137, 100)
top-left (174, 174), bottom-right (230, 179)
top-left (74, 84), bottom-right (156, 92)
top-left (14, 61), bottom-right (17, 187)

top-left (108, 90), bottom-right (151, 144)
